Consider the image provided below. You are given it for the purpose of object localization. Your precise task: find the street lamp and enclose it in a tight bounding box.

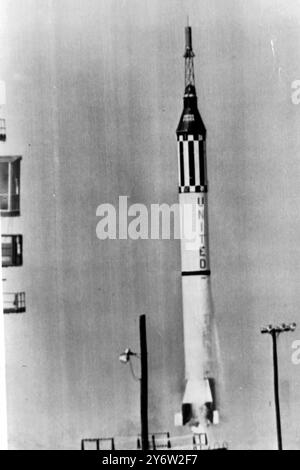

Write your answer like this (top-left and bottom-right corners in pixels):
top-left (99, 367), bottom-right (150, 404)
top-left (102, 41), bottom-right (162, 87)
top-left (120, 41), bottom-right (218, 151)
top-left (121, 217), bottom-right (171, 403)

top-left (119, 348), bottom-right (138, 364)
top-left (261, 322), bottom-right (296, 450)
top-left (119, 315), bottom-right (149, 450)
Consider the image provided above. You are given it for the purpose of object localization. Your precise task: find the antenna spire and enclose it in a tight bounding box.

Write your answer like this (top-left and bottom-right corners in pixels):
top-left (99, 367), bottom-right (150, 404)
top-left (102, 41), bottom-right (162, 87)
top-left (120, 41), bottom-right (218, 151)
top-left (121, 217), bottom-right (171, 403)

top-left (184, 24), bottom-right (195, 89)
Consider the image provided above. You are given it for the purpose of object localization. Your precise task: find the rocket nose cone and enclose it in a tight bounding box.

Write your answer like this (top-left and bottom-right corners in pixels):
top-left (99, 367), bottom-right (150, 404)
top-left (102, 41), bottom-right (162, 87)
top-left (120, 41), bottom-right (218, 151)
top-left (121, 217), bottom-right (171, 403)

top-left (177, 85), bottom-right (206, 136)
top-left (176, 105), bottom-right (206, 136)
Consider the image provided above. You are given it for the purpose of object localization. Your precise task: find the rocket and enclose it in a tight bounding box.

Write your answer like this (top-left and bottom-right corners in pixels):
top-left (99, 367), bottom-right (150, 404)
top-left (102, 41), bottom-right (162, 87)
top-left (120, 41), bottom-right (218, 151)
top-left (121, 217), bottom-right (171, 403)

top-left (177, 25), bottom-right (219, 427)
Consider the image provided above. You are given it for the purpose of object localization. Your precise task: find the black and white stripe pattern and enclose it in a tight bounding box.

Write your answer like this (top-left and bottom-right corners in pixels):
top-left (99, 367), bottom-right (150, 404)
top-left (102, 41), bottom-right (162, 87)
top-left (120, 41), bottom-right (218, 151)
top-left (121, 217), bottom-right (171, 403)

top-left (177, 134), bottom-right (207, 193)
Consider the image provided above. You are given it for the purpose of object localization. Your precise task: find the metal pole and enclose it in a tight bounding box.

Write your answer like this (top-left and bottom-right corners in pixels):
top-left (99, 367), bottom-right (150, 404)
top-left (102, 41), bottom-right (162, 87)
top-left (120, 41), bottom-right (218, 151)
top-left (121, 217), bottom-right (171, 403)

top-left (271, 330), bottom-right (283, 451)
top-left (140, 315), bottom-right (149, 450)
top-left (261, 323), bottom-right (296, 450)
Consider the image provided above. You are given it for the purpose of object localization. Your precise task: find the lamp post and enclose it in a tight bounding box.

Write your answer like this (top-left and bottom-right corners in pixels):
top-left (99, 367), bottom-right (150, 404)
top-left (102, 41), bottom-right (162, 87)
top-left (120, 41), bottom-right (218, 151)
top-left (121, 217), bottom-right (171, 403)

top-left (261, 322), bottom-right (296, 450)
top-left (119, 315), bottom-right (149, 450)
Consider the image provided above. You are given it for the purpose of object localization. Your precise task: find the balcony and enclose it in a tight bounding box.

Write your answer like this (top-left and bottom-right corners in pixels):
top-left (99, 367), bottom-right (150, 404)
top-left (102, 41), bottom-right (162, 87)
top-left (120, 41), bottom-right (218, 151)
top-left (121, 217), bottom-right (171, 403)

top-left (2, 235), bottom-right (23, 267)
top-left (0, 119), bottom-right (6, 142)
top-left (0, 193), bottom-right (20, 216)
top-left (3, 292), bottom-right (26, 314)
top-left (0, 156), bottom-right (21, 216)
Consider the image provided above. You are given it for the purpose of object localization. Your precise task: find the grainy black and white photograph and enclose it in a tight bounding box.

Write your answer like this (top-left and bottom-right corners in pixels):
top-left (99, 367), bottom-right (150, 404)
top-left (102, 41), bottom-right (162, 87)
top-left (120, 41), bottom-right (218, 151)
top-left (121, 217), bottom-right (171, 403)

top-left (1, 0), bottom-right (300, 452)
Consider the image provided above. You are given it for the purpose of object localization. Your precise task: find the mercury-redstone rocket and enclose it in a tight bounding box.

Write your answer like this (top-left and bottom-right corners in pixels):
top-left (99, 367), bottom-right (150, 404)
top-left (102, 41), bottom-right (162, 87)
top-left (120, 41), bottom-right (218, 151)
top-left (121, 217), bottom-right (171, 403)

top-left (177, 25), bottom-right (219, 428)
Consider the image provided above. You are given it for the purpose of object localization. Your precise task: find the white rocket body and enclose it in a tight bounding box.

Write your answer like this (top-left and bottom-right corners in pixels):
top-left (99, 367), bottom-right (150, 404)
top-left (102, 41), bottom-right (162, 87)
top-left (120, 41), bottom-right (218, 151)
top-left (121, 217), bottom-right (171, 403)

top-left (177, 27), bottom-right (218, 427)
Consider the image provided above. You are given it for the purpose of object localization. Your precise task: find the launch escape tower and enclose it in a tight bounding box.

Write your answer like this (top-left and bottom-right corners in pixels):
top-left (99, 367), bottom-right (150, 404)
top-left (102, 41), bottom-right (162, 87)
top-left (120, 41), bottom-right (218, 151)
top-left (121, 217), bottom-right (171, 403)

top-left (176, 26), bottom-right (219, 428)
top-left (0, 94), bottom-right (25, 315)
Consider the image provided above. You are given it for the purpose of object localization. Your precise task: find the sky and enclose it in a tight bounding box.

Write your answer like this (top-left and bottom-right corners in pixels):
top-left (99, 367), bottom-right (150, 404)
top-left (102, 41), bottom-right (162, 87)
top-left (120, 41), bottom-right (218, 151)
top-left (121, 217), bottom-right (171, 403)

top-left (1, 0), bottom-right (300, 449)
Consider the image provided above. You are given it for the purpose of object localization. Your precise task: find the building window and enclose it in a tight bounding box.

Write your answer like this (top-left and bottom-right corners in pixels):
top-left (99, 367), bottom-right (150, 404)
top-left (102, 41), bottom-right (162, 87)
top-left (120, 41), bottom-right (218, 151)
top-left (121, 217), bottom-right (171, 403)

top-left (0, 156), bottom-right (22, 216)
top-left (1, 235), bottom-right (23, 267)
top-left (0, 119), bottom-right (6, 141)
top-left (3, 292), bottom-right (26, 314)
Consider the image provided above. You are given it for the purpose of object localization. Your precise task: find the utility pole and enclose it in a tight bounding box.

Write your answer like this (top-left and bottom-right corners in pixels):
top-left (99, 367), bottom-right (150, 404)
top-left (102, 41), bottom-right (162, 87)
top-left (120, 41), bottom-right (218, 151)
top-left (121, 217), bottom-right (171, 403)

top-left (140, 315), bottom-right (149, 451)
top-left (271, 328), bottom-right (282, 451)
top-left (119, 315), bottom-right (149, 451)
top-left (261, 323), bottom-right (296, 451)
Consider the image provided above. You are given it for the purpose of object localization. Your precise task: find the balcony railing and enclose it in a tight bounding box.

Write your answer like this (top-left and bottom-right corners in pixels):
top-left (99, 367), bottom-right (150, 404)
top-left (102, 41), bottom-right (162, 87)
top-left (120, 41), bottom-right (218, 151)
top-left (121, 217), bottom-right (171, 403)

top-left (0, 119), bottom-right (6, 142)
top-left (2, 234), bottom-right (23, 267)
top-left (0, 193), bottom-right (20, 216)
top-left (0, 156), bottom-right (21, 216)
top-left (3, 292), bottom-right (26, 314)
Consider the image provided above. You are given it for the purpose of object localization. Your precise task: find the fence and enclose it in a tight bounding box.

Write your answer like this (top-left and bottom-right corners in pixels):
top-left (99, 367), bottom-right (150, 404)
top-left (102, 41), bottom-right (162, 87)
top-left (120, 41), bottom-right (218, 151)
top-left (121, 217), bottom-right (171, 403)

top-left (81, 432), bottom-right (228, 451)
